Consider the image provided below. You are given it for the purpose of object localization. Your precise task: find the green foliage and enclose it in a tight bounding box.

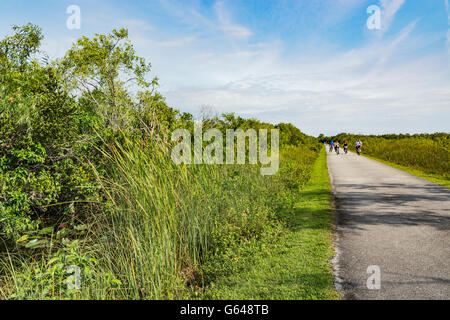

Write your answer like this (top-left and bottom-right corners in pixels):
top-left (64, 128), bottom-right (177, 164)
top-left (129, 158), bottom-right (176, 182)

top-left (59, 28), bottom-right (165, 132)
top-left (0, 24), bottom-right (43, 70)
top-left (276, 123), bottom-right (317, 147)
top-left (84, 131), bottom-right (320, 299)
top-left (201, 146), bottom-right (321, 288)
top-left (0, 58), bottom-right (98, 240)
top-left (214, 113), bottom-right (315, 149)
top-left (201, 150), bottom-right (340, 300)
top-left (2, 239), bottom-right (98, 299)
top-left (277, 145), bottom-right (319, 189)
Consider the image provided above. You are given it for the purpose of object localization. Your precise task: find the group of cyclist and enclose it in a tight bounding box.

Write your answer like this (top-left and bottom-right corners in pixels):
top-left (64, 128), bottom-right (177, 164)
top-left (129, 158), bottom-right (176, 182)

top-left (325, 139), bottom-right (363, 156)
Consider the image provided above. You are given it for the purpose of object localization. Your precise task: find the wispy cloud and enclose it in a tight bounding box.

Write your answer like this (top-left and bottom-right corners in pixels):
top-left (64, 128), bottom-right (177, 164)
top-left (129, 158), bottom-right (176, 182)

top-left (156, 0), bottom-right (252, 40)
top-left (162, 21), bottom-right (449, 135)
top-left (446, 0), bottom-right (449, 20)
top-left (380, 0), bottom-right (406, 33)
top-left (119, 19), bottom-right (154, 32)
top-left (214, 1), bottom-right (252, 39)
top-left (131, 34), bottom-right (195, 48)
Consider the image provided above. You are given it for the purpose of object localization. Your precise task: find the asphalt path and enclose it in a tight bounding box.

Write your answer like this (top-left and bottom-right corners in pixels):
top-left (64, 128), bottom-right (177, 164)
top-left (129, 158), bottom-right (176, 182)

top-left (327, 147), bottom-right (450, 299)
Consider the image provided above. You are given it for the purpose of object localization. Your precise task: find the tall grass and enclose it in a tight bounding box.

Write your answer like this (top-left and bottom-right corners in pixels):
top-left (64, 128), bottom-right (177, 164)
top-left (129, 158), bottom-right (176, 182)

top-left (358, 138), bottom-right (449, 178)
top-left (0, 133), bottom-right (321, 299)
top-left (91, 135), bottom-right (223, 298)
top-left (87, 133), bottom-right (310, 299)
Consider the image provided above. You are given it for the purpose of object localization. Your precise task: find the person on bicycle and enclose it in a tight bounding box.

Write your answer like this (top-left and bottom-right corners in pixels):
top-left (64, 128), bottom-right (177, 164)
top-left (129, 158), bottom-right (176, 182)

top-left (343, 141), bottom-right (348, 154)
top-left (329, 141), bottom-right (334, 152)
top-left (335, 141), bottom-right (340, 155)
top-left (356, 139), bottom-right (362, 155)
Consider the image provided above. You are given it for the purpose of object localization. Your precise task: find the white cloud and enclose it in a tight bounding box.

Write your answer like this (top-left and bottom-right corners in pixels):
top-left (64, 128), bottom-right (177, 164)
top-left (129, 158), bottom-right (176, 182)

top-left (214, 1), bottom-right (253, 39)
top-left (156, 0), bottom-right (252, 40)
top-left (446, 0), bottom-right (449, 20)
top-left (156, 22), bottom-right (450, 136)
top-left (36, 0), bottom-right (448, 136)
top-left (380, 0), bottom-right (406, 33)
top-left (131, 34), bottom-right (195, 48)
top-left (118, 19), bottom-right (154, 32)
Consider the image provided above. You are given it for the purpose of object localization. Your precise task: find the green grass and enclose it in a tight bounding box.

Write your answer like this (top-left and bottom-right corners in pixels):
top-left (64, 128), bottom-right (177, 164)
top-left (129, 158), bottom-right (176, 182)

top-left (201, 149), bottom-right (340, 300)
top-left (362, 153), bottom-right (450, 189)
top-left (0, 139), bottom-right (333, 300)
top-left (0, 138), bottom-right (324, 299)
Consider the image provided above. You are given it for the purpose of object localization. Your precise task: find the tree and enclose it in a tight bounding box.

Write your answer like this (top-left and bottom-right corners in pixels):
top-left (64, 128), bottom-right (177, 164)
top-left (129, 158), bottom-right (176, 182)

top-left (0, 25), bottom-right (97, 240)
top-left (0, 23), bottom-right (43, 71)
top-left (276, 123), bottom-right (308, 147)
top-left (59, 28), bottom-right (158, 130)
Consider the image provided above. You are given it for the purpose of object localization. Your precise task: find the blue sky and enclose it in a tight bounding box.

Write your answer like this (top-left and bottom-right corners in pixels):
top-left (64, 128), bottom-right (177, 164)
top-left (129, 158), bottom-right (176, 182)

top-left (0, 0), bottom-right (449, 136)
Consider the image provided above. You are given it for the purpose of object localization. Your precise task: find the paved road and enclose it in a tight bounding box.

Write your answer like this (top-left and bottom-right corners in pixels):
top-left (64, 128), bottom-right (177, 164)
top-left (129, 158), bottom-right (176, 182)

top-left (327, 148), bottom-right (450, 300)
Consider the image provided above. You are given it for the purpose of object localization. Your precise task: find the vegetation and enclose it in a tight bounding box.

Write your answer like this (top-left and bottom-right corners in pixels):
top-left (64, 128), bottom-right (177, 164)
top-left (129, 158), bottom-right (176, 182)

top-left (321, 133), bottom-right (449, 187)
top-left (0, 24), bottom-right (333, 299)
top-left (201, 149), bottom-right (340, 300)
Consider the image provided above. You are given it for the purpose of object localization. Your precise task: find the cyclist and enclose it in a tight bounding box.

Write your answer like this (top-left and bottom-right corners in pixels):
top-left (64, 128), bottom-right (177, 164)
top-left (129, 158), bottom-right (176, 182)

top-left (335, 141), bottom-right (340, 155)
top-left (343, 141), bottom-right (348, 154)
top-left (329, 141), bottom-right (334, 152)
top-left (356, 139), bottom-right (363, 155)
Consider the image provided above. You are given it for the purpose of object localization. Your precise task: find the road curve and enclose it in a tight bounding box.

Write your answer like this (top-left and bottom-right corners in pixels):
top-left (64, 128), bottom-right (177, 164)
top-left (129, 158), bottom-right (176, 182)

top-left (327, 148), bottom-right (450, 300)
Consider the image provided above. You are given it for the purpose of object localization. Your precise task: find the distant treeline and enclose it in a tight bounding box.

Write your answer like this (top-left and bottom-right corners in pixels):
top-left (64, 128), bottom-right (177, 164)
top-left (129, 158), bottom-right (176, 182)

top-left (320, 132), bottom-right (449, 143)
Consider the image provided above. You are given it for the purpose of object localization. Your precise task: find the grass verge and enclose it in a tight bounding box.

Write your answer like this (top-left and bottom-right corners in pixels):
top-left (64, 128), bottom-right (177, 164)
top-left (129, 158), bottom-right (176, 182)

top-left (201, 149), bottom-right (340, 300)
top-left (362, 154), bottom-right (450, 189)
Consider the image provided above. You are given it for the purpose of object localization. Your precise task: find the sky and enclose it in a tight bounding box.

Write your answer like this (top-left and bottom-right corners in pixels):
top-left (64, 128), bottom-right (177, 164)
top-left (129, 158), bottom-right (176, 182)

top-left (0, 0), bottom-right (449, 136)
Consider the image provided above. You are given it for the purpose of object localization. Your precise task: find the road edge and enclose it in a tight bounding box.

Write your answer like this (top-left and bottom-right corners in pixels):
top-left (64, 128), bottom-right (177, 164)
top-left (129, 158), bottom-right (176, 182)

top-left (326, 147), bottom-right (345, 297)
